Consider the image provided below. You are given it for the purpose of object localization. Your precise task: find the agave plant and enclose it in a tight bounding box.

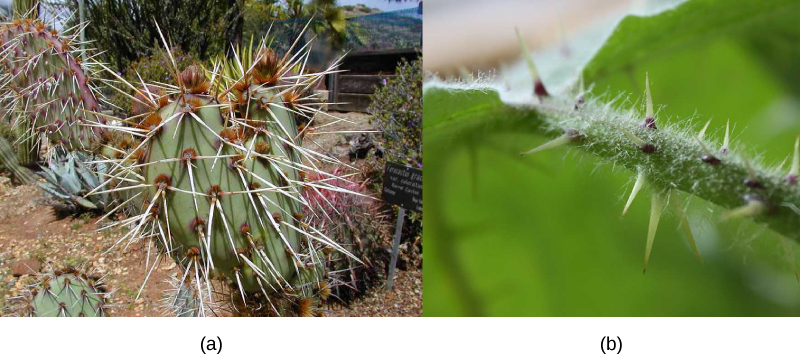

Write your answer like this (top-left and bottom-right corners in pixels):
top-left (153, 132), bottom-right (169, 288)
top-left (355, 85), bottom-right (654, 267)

top-left (37, 148), bottom-right (111, 211)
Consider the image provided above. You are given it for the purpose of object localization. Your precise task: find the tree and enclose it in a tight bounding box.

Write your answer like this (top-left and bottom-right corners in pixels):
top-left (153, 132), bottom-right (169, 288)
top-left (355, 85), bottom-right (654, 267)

top-left (63, 0), bottom-right (245, 72)
top-left (308, 0), bottom-right (346, 50)
top-left (244, 0), bottom-right (347, 51)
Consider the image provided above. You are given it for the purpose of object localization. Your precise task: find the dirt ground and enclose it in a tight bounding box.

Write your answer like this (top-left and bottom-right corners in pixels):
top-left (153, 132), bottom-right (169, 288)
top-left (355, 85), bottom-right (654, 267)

top-left (0, 112), bottom-right (421, 317)
top-left (301, 111), bottom-right (379, 160)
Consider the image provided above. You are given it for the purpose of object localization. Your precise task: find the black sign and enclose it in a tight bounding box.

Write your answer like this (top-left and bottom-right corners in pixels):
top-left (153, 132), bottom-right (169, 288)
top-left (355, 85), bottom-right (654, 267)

top-left (381, 162), bottom-right (422, 212)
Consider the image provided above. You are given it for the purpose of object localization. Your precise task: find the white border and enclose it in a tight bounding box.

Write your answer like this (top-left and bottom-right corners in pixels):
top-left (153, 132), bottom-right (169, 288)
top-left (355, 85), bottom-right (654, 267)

top-left (1, 317), bottom-right (797, 355)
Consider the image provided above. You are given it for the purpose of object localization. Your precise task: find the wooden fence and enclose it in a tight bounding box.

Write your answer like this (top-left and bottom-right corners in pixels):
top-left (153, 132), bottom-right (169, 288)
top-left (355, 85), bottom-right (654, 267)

top-left (328, 73), bottom-right (395, 113)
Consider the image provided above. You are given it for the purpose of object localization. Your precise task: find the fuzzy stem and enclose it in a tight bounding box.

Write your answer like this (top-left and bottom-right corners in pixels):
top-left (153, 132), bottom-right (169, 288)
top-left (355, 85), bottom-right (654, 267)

top-left (424, 83), bottom-right (800, 243)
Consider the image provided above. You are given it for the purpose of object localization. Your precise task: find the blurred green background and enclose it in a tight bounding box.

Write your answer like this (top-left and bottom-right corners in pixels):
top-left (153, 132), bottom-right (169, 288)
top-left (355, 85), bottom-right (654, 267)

top-left (425, 0), bottom-right (800, 316)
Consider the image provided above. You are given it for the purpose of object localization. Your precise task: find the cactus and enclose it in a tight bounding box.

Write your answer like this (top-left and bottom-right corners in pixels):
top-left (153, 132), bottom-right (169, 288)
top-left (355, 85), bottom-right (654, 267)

top-left (161, 276), bottom-right (213, 317)
top-left (18, 267), bottom-right (110, 317)
top-left (94, 25), bottom-right (360, 316)
top-left (0, 2), bottom-right (107, 162)
top-left (12, 0), bottom-right (38, 19)
top-left (303, 167), bottom-right (388, 303)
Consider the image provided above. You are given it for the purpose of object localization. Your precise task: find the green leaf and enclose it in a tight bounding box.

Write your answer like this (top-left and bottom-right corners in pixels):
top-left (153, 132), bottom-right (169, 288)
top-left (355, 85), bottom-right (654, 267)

top-left (583, 0), bottom-right (800, 89)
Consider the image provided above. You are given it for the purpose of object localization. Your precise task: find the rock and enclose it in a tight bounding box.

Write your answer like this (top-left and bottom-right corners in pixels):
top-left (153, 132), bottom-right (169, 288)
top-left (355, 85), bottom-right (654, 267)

top-left (332, 145), bottom-right (350, 159)
top-left (10, 258), bottom-right (41, 277)
top-left (348, 133), bottom-right (377, 160)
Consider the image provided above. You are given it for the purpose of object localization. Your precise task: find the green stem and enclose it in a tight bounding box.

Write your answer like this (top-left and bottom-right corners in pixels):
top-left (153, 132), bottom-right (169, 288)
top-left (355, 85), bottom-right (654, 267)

top-left (424, 83), bottom-right (800, 243)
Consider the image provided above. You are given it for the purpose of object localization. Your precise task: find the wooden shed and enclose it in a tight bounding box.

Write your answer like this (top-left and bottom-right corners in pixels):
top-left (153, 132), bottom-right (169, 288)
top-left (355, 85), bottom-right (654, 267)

top-left (328, 48), bottom-right (420, 112)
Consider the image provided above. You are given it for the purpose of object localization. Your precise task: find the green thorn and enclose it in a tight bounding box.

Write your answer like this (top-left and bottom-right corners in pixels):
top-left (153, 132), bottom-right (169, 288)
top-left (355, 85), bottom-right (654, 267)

top-left (622, 167), bottom-right (645, 217)
top-left (515, 27), bottom-right (548, 98)
top-left (520, 134), bottom-right (571, 156)
top-left (722, 118), bottom-right (730, 153)
top-left (619, 127), bottom-right (646, 148)
top-left (673, 194), bottom-right (702, 263)
top-left (515, 27), bottom-right (540, 84)
top-left (697, 118), bottom-right (712, 140)
top-left (721, 200), bottom-right (766, 221)
top-left (644, 190), bottom-right (665, 275)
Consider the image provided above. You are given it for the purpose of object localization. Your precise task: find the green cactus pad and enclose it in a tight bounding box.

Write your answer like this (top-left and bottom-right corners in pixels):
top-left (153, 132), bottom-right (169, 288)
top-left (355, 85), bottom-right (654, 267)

top-left (24, 269), bottom-right (109, 317)
top-left (0, 17), bottom-right (106, 154)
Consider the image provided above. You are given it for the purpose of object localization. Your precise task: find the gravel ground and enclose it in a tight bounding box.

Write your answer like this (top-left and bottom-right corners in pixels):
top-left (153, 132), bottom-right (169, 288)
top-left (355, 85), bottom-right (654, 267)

top-left (326, 270), bottom-right (422, 317)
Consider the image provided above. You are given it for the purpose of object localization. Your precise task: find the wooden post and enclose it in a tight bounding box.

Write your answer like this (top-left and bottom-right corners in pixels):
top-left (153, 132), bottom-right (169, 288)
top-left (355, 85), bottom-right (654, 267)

top-left (386, 207), bottom-right (406, 291)
top-left (330, 72), bottom-right (340, 109)
top-left (381, 162), bottom-right (422, 291)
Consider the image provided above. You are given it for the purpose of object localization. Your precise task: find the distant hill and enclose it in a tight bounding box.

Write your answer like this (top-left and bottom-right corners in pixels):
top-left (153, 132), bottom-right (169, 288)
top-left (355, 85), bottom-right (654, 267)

top-left (342, 4), bottom-right (381, 17)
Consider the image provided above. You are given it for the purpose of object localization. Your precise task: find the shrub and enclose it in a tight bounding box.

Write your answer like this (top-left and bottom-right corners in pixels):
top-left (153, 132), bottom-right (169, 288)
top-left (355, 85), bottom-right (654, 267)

top-left (367, 58), bottom-right (423, 258)
top-left (368, 57), bottom-right (422, 168)
top-left (62, 0), bottom-right (244, 72)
